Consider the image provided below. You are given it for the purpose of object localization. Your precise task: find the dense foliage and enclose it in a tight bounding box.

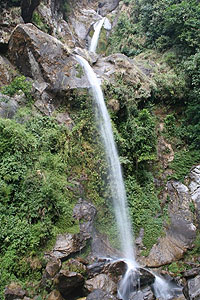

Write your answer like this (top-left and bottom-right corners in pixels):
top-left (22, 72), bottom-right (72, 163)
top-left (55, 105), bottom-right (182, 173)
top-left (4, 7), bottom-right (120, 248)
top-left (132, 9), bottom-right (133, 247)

top-left (109, 0), bottom-right (200, 153)
top-left (0, 112), bottom-right (77, 298)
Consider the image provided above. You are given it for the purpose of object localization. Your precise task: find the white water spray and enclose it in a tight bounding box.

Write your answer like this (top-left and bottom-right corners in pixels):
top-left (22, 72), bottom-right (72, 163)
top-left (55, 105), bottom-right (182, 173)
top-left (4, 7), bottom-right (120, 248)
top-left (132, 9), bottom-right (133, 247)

top-left (89, 17), bottom-right (105, 53)
top-left (75, 54), bottom-right (136, 264)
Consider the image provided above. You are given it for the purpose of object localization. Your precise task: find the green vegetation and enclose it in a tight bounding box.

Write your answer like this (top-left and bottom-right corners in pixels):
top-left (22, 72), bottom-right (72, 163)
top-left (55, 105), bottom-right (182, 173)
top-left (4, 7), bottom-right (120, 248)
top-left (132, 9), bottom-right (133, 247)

top-left (0, 114), bottom-right (77, 298)
top-left (169, 150), bottom-right (200, 182)
top-left (32, 12), bottom-right (50, 33)
top-left (1, 76), bottom-right (32, 100)
top-left (126, 175), bottom-right (164, 254)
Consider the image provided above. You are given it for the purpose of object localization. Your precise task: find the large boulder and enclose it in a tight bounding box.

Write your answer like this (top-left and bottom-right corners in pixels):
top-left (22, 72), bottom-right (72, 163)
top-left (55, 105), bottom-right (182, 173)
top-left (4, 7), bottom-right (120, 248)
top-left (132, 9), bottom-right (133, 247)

top-left (47, 200), bottom-right (97, 260)
top-left (8, 24), bottom-right (90, 94)
top-left (8, 24), bottom-right (155, 103)
top-left (85, 274), bottom-right (117, 294)
top-left (145, 180), bottom-right (196, 267)
top-left (54, 270), bottom-right (84, 298)
top-left (46, 233), bottom-right (89, 260)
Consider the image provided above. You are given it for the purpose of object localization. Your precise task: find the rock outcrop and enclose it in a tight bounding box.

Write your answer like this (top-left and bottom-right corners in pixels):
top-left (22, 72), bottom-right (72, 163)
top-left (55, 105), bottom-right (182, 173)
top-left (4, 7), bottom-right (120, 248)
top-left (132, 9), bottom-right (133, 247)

top-left (0, 6), bottom-right (22, 45)
top-left (183, 275), bottom-right (200, 300)
top-left (145, 174), bottom-right (198, 267)
top-left (85, 273), bottom-right (117, 294)
top-left (46, 200), bottom-right (96, 260)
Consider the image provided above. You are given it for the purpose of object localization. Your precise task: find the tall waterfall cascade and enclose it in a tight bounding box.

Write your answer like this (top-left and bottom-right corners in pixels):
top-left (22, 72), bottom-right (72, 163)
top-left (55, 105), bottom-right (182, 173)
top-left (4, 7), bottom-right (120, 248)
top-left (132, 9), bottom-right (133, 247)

top-left (75, 15), bottom-right (182, 300)
top-left (75, 54), bottom-right (136, 265)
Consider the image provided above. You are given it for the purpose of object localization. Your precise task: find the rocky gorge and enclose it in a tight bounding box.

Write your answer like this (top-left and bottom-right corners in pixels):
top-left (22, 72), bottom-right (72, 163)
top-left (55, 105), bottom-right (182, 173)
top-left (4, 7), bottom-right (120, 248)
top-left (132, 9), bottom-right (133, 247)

top-left (0, 0), bottom-right (200, 299)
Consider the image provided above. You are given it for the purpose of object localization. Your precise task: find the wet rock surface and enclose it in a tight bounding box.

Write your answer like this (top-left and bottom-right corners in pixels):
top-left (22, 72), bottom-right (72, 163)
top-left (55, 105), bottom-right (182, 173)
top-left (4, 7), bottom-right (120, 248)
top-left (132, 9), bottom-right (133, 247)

top-left (183, 275), bottom-right (200, 300)
top-left (86, 289), bottom-right (118, 300)
top-left (85, 273), bottom-right (117, 294)
top-left (129, 286), bottom-right (155, 300)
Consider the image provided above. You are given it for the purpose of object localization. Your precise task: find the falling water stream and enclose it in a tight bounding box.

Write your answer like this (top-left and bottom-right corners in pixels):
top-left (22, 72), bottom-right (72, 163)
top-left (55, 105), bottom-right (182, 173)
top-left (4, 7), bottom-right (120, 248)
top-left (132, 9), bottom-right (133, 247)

top-left (75, 54), bottom-right (136, 266)
top-left (89, 17), bottom-right (106, 53)
top-left (74, 15), bottom-right (181, 300)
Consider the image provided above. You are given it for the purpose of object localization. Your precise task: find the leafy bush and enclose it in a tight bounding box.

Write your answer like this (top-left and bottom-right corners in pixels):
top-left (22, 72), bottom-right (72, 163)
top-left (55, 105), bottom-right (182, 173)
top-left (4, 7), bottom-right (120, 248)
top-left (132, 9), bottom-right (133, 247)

top-left (169, 150), bottom-right (200, 181)
top-left (1, 76), bottom-right (32, 101)
top-left (32, 12), bottom-right (50, 33)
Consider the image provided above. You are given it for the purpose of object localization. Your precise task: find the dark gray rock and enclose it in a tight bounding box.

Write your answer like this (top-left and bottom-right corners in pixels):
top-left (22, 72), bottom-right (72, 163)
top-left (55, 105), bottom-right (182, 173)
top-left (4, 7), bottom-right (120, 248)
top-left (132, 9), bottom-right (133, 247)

top-left (86, 289), bottom-right (117, 300)
top-left (54, 270), bottom-right (84, 298)
top-left (73, 198), bottom-right (97, 238)
top-left (183, 275), bottom-right (200, 300)
top-left (0, 93), bottom-right (19, 119)
top-left (189, 165), bottom-right (200, 227)
top-left (21, 0), bottom-right (40, 23)
top-left (183, 267), bottom-right (200, 279)
top-left (129, 286), bottom-right (155, 300)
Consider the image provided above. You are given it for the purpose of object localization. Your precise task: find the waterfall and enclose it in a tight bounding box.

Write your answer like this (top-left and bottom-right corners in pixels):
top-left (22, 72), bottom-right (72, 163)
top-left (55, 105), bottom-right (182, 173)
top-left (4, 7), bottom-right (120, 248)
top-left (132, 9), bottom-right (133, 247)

top-left (74, 15), bottom-right (182, 300)
top-left (89, 17), bottom-right (105, 53)
top-left (75, 54), bottom-right (137, 265)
